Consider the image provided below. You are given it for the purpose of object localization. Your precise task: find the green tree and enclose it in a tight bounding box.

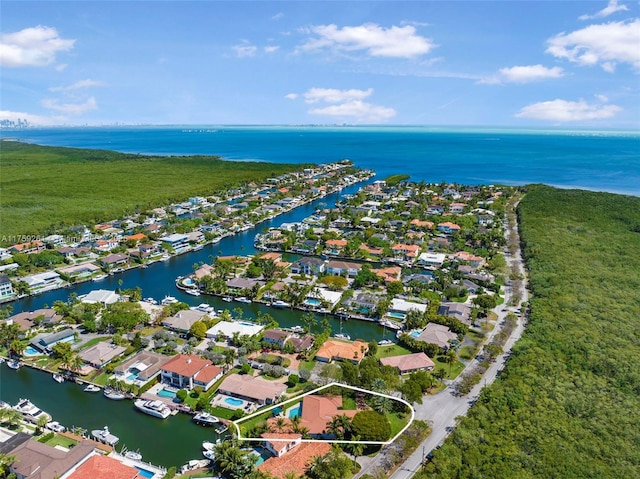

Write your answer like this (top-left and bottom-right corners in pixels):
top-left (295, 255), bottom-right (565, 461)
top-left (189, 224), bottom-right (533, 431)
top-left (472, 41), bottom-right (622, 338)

top-left (351, 410), bottom-right (391, 442)
top-left (386, 280), bottom-right (404, 296)
top-left (189, 321), bottom-right (208, 340)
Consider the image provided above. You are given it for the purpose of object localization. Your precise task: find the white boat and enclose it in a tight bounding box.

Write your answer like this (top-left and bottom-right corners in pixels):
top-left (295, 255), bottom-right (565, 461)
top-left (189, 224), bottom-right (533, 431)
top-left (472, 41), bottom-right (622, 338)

top-left (185, 289), bottom-right (201, 296)
top-left (161, 295), bottom-right (178, 305)
top-left (14, 399), bottom-right (51, 423)
top-left (134, 399), bottom-right (171, 419)
top-left (84, 384), bottom-right (101, 393)
top-left (333, 333), bottom-right (351, 341)
top-left (124, 450), bottom-right (143, 461)
top-left (52, 373), bottom-right (65, 383)
top-left (272, 300), bottom-right (290, 308)
top-left (378, 339), bottom-right (393, 346)
top-left (7, 359), bottom-right (21, 370)
top-left (193, 411), bottom-right (220, 426)
top-left (92, 274), bottom-right (108, 281)
top-left (144, 297), bottom-right (158, 305)
top-left (180, 459), bottom-right (210, 474)
top-left (46, 421), bottom-right (66, 433)
top-left (235, 297), bottom-right (252, 303)
top-left (290, 326), bottom-right (305, 333)
top-left (193, 244), bottom-right (204, 251)
top-left (202, 441), bottom-right (216, 451)
top-left (92, 426), bottom-right (119, 446)
top-left (380, 319), bottom-right (403, 330)
top-left (104, 388), bottom-right (127, 400)
top-left (203, 449), bottom-right (216, 460)
top-left (196, 304), bottom-right (214, 313)
top-left (222, 296), bottom-right (232, 302)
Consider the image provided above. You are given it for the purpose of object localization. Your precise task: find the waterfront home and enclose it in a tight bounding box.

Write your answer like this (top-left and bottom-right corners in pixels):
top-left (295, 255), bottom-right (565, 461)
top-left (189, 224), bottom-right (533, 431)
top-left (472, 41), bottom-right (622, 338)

top-left (160, 354), bottom-right (223, 391)
top-left (391, 244), bottom-right (420, 263)
top-left (288, 335), bottom-right (314, 353)
top-left (205, 320), bottom-right (264, 340)
top-left (359, 244), bottom-right (383, 259)
top-left (262, 329), bottom-right (293, 348)
top-left (261, 433), bottom-right (302, 458)
top-left (217, 374), bottom-right (286, 405)
top-left (326, 260), bottom-right (362, 278)
top-left (325, 239), bottom-right (348, 255)
top-left (114, 350), bottom-right (173, 383)
top-left (417, 252), bottom-right (446, 268)
top-left (373, 265), bottom-right (402, 283)
top-left (23, 271), bottom-right (63, 291)
top-left (80, 289), bottom-right (121, 306)
top-left (7, 240), bottom-right (45, 254)
top-left (4, 308), bottom-right (62, 332)
top-left (389, 298), bottom-right (428, 317)
top-left (299, 395), bottom-right (359, 436)
top-left (29, 328), bottom-right (75, 354)
top-left (315, 339), bottom-right (368, 364)
top-left (0, 274), bottom-right (15, 299)
top-left (258, 435), bottom-right (332, 479)
top-left (344, 292), bottom-right (380, 315)
top-left (380, 352), bottom-right (435, 374)
top-left (125, 233), bottom-right (147, 243)
top-left (437, 302), bottom-right (473, 325)
top-left (415, 323), bottom-right (458, 349)
top-left (57, 262), bottom-right (102, 279)
top-left (159, 233), bottom-right (190, 253)
top-left (162, 309), bottom-right (209, 334)
top-left (66, 454), bottom-right (146, 479)
top-left (290, 257), bottom-right (325, 276)
top-left (79, 342), bottom-right (127, 369)
top-left (226, 277), bottom-right (263, 294)
top-left (309, 288), bottom-right (342, 308)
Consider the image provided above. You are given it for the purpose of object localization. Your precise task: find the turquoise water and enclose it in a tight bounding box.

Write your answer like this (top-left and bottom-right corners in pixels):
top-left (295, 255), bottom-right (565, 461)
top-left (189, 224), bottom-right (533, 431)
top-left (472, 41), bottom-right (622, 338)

top-left (126, 373), bottom-right (139, 381)
top-left (410, 331), bottom-right (421, 338)
top-left (388, 311), bottom-right (406, 319)
top-left (305, 298), bottom-right (321, 306)
top-left (2, 126), bottom-right (638, 196)
top-left (24, 346), bottom-right (41, 356)
top-left (225, 397), bottom-right (243, 407)
top-left (253, 448), bottom-right (271, 466)
top-left (135, 467), bottom-right (155, 478)
top-left (288, 405), bottom-right (301, 418)
top-left (157, 389), bottom-right (176, 399)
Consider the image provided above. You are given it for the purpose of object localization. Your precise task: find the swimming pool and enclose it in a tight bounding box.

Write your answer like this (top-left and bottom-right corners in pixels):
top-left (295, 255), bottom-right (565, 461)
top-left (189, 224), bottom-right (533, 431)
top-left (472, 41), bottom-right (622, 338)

top-left (135, 466), bottom-right (155, 478)
top-left (410, 330), bottom-right (421, 338)
top-left (252, 448), bottom-right (271, 466)
top-left (157, 388), bottom-right (176, 399)
top-left (126, 372), bottom-right (139, 381)
top-left (24, 346), bottom-right (42, 356)
top-left (387, 311), bottom-right (406, 319)
top-left (288, 405), bottom-right (301, 418)
top-left (225, 397), bottom-right (244, 407)
top-left (304, 298), bottom-right (321, 306)
top-left (183, 278), bottom-right (196, 287)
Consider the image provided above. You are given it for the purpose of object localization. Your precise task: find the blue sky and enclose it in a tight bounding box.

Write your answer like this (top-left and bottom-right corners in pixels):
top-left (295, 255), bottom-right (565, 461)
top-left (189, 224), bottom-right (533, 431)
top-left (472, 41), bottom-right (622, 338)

top-left (1, 1), bottom-right (639, 127)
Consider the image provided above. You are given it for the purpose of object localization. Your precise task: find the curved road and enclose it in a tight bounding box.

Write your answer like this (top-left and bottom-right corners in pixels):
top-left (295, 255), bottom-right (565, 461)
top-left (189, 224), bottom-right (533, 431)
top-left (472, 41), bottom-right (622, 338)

top-left (356, 201), bottom-right (529, 479)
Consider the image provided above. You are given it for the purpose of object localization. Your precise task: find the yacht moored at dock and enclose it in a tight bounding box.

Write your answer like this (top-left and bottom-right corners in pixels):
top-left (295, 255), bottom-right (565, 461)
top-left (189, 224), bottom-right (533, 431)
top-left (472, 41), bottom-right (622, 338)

top-left (193, 411), bottom-right (220, 426)
top-left (134, 399), bottom-right (171, 419)
top-left (13, 399), bottom-right (52, 423)
top-left (7, 359), bottom-right (21, 370)
top-left (103, 388), bottom-right (127, 400)
top-left (91, 426), bottom-right (119, 446)
top-left (84, 384), bottom-right (101, 392)
top-left (52, 373), bottom-right (65, 383)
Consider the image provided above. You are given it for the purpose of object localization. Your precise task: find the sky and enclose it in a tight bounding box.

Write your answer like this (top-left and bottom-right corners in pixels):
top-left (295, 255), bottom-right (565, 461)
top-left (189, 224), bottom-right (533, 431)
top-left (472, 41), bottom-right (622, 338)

top-left (1, 1), bottom-right (639, 128)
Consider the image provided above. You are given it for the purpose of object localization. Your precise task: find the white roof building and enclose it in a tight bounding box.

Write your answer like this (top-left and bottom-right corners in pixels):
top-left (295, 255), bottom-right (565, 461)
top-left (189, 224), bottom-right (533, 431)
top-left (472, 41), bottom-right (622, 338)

top-left (390, 298), bottom-right (428, 314)
top-left (206, 320), bottom-right (264, 339)
top-left (81, 289), bottom-right (121, 305)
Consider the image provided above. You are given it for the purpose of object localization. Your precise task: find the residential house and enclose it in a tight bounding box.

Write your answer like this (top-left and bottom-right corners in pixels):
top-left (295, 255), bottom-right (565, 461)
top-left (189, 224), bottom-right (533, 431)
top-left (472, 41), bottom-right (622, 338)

top-left (162, 309), bottom-right (209, 333)
top-left (8, 240), bottom-right (45, 254)
top-left (290, 257), bottom-right (325, 276)
top-left (288, 335), bottom-right (314, 353)
top-left (449, 202), bottom-right (467, 214)
top-left (66, 454), bottom-right (142, 479)
top-left (5, 308), bottom-right (62, 332)
top-left (391, 244), bottom-right (420, 263)
top-left (95, 239), bottom-right (119, 252)
top-left (160, 354), bottom-right (223, 391)
top-left (217, 374), bottom-right (287, 405)
top-left (99, 253), bottom-right (129, 269)
top-left (159, 233), bottom-right (190, 253)
top-left (437, 222), bottom-right (461, 234)
top-left (345, 293), bottom-right (380, 315)
top-left (415, 323), bottom-right (458, 349)
top-left (57, 263), bottom-right (101, 279)
top-left (0, 274), bottom-right (14, 299)
top-left (426, 205), bottom-right (445, 215)
top-left (124, 233), bottom-right (147, 243)
top-left (29, 328), bottom-right (75, 354)
top-left (23, 271), bottom-right (63, 291)
top-left (417, 252), bottom-right (446, 268)
top-left (374, 265), bottom-right (402, 283)
top-left (81, 290), bottom-right (121, 306)
top-left (410, 219), bottom-right (434, 230)
top-left (315, 339), bottom-right (368, 364)
top-left (380, 352), bottom-right (435, 374)
top-left (262, 329), bottom-right (293, 348)
top-left (114, 350), bottom-right (173, 382)
top-left (299, 395), bottom-right (359, 436)
top-left (226, 277), bottom-right (264, 293)
top-left (389, 298), bottom-right (428, 317)
top-left (453, 251), bottom-right (485, 269)
top-left (206, 320), bottom-right (264, 339)
top-left (261, 433), bottom-right (302, 458)
top-left (325, 239), bottom-right (348, 255)
top-left (438, 302), bottom-right (472, 325)
top-left (78, 342), bottom-right (126, 368)
top-left (462, 279), bottom-right (481, 294)
top-left (358, 244), bottom-right (383, 259)
top-left (326, 260), bottom-right (362, 278)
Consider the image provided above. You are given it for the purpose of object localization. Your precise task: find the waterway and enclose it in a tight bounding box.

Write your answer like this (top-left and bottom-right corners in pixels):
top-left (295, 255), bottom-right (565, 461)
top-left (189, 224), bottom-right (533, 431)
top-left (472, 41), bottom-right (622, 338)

top-left (1, 180), bottom-right (391, 467)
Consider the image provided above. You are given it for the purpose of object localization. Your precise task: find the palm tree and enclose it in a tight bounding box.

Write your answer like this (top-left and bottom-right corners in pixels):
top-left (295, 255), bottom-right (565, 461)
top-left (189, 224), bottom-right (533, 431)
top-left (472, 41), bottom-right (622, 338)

top-left (347, 435), bottom-right (364, 467)
top-left (445, 349), bottom-right (457, 374)
top-left (274, 416), bottom-right (287, 433)
top-left (327, 414), bottom-right (352, 440)
top-left (8, 339), bottom-right (25, 359)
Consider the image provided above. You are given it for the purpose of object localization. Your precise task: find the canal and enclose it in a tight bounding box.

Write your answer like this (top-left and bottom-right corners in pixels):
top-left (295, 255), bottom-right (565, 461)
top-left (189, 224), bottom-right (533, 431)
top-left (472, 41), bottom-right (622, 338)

top-left (1, 179), bottom-right (390, 468)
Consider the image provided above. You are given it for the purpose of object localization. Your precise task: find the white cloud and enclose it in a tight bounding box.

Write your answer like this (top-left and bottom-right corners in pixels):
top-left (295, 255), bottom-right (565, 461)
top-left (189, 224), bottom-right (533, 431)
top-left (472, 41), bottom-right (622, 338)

top-left (0, 25), bottom-right (74, 67)
top-left (515, 98), bottom-right (621, 121)
top-left (0, 110), bottom-right (58, 125)
top-left (271, 12), bottom-right (284, 20)
top-left (264, 45), bottom-right (279, 53)
top-left (49, 79), bottom-right (104, 92)
top-left (579, 0), bottom-right (628, 20)
top-left (284, 93), bottom-right (298, 100)
top-left (42, 97), bottom-right (97, 115)
top-left (303, 87), bottom-right (373, 104)
top-left (232, 42), bottom-right (257, 58)
top-left (299, 23), bottom-right (435, 58)
top-left (546, 19), bottom-right (640, 71)
top-left (309, 100), bottom-right (396, 122)
top-left (482, 64), bottom-right (565, 84)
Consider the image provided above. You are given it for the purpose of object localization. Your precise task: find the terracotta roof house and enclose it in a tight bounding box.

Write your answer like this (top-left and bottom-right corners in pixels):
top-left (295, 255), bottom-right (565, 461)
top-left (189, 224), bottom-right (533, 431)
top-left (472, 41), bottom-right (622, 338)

top-left (374, 266), bottom-right (402, 283)
top-left (391, 244), bottom-right (420, 262)
top-left (315, 339), bottom-right (369, 364)
top-left (260, 252), bottom-right (283, 262)
top-left (325, 239), bottom-right (348, 255)
top-left (160, 354), bottom-right (222, 391)
top-left (453, 251), bottom-right (485, 268)
top-left (299, 395), bottom-right (359, 436)
top-left (416, 323), bottom-right (458, 349)
top-left (125, 233), bottom-right (147, 243)
top-left (437, 222), bottom-right (461, 234)
top-left (79, 342), bottom-right (127, 368)
top-left (257, 440), bottom-right (331, 479)
top-left (410, 219), bottom-right (434, 229)
top-left (217, 374), bottom-right (287, 405)
top-left (66, 454), bottom-right (141, 479)
top-left (380, 352), bottom-right (435, 374)
top-left (261, 433), bottom-right (302, 458)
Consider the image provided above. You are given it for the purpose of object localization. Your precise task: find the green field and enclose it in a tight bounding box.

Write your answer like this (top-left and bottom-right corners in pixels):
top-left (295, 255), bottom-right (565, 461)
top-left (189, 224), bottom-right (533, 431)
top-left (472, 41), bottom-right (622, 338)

top-left (0, 142), bottom-right (304, 242)
top-left (419, 186), bottom-right (640, 478)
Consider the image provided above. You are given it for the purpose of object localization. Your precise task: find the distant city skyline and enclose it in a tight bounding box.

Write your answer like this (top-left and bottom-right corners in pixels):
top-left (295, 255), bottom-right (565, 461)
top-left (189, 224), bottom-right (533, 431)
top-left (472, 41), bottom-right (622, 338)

top-left (1, 1), bottom-right (639, 128)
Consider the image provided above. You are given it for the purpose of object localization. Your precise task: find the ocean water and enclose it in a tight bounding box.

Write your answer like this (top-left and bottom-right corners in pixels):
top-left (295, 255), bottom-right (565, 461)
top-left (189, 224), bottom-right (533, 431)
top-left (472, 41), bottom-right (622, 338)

top-left (2, 126), bottom-right (638, 196)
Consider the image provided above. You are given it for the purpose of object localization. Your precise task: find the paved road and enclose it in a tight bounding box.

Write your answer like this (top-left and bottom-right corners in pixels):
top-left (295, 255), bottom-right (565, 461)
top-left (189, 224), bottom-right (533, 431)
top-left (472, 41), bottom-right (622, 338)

top-left (356, 202), bottom-right (529, 479)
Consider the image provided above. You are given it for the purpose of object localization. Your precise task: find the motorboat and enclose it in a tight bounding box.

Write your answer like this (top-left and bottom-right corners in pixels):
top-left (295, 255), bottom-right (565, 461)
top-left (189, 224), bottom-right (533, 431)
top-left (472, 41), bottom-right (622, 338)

top-left (185, 289), bottom-right (201, 296)
top-left (14, 399), bottom-right (51, 423)
top-left (235, 297), bottom-right (252, 303)
top-left (91, 426), bottom-right (119, 446)
top-left (124, 450), bottom-right (143, 461)
top-left (202, 441), bottom-right (216, 451)
top-left (46, 421), bottom-right (66, 433)
top-left (92, 274), bottom-right (108, 281)
top-left (161, 295), bottom-right (178, 305)
top-left (134, 399), bottom-right (171, 419)
top-left (290, 326), bottom-right (305, 333)
top-left (180, 459), bottom-right (210, 474)
top-left (7, 359), bottom-right (21, 370)
top-left (193, 411), bottom-right (220, 426)
top-left (196, 304), bottom-right (214, 313)
top-left (333, 333), bottom-right (351, 341)
top-left (222, 296), bottom-right (232, 302)
top-left (144, 297), bottom-right (158, 305)
top-left (378, 339), bottom-right (393, 346)
top-left (272, 300), bottom-right (290, 308)
top-left (380, 319), bottom-right (403, 330)
top-left (203, 449), bottom-right (216, 460)
top-left (52, 373), bottom-right (65, 383)
top-left (104, 388), bottom-right (127, 400)
top-left (84, 384), bottom-right (101, 393)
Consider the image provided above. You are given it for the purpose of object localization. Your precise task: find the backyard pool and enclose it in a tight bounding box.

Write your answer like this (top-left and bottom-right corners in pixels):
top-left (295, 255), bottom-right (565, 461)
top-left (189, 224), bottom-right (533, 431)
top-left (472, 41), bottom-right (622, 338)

top-left (157, 388), bottom-right (176, 399)
top-left (183, 278), bottom-right (196, 287)
top-left (410, 330), bottom-right (422, 338)
top-left (288, 405), bottom-right (301, 418)
top-left (126, 372), bottom-right (139, 381)
top-left (252, 448), bottom-right (272, 466)
top-left (387, 311), bottom-right (406, 320)
top-left (24, 346), bottom-right (42, 356)
top-left (225, 397), bottom-right (244, 407)
top-left (135, 467), bottom-right (155, 479)
top-left (304, 298), bottom-right (321, 306)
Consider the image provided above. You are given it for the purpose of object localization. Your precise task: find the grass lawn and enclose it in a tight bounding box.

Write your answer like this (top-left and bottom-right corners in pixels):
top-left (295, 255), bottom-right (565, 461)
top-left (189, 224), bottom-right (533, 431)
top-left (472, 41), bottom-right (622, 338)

top-left (238, 410), bottom-right (273, 436)
top-left (286, 382), bottom-right (306, 395)
top-left (299, 359), bottom-right (316, 371)
top-left (139, 326), bottom-right (163, 336)
top-left (77, 336), bottom-right (112, 351)
top-left (45, 435), bottom-right (78, 449)
top-left (91, 371), bottom-right (111, 386)
top-left (459, 345), bottom-right (479, 360)
top-left (209, 406), bottom-right (236, 420)
top-left (434, 357), bottom-right (465, 380)
top-left (386, 412), bottom-right (409, 438)
top-left (376, 344), bottom-right (412, 359)
top-left (341, 396), bottom-right (357, 410)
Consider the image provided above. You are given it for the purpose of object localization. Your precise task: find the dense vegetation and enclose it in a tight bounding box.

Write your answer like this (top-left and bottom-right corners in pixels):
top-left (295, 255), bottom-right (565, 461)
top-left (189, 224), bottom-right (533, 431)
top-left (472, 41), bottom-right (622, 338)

top-left (419, 185), bottom-right (640, 478)
top-left (0, 142), bottom-right (303, 241)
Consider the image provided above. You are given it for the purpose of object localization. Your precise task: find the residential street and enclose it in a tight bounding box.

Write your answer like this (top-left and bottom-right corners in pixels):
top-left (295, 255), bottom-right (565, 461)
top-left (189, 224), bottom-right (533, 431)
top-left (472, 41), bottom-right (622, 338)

top-left (356, 202), bottom-right (529, 479)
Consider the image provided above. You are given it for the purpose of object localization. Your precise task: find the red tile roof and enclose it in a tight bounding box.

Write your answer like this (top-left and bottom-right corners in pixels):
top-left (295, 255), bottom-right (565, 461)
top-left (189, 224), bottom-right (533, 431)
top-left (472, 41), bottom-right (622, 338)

top-left (300, 395), bottom-right (359, 434)
top-left (68, 455), bottom-right (140, 479)
top-left (162, 354), bottom-right (212, 377)
top-left (315, 340), bottom-right (368, 363)
top-left (261, 432), bottom-right (301, 453)
top-left (258, 441), bottom-right (331, 479)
